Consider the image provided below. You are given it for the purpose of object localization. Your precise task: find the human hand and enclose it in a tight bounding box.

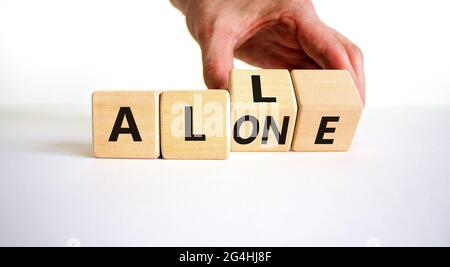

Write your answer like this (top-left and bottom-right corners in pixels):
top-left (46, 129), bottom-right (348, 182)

top-left (171, 0), bottom-right (365, 103)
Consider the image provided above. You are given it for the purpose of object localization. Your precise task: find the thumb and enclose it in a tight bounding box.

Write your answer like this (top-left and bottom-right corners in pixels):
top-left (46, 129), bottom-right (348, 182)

top-left (296, 20), bottom-right (353, 71)
top-left (295, 17), bottom-right (365, 102)
top-left (201, 35), bottom-right (234, 89)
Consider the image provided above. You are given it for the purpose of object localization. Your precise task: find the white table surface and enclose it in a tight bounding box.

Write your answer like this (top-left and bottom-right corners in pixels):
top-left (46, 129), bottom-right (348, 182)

top-left (0, 105), bottom-right (449, 247)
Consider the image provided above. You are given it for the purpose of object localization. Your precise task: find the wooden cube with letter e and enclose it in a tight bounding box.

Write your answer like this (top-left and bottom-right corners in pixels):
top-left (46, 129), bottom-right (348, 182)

top-left (290, 70), bottom-right (363, 151)
top-left (230, 69), bottom-right (297, 151)
top-left (92, 91), bottom-right (160, 158)
top-left (160, 90), bottom-right (230, 159)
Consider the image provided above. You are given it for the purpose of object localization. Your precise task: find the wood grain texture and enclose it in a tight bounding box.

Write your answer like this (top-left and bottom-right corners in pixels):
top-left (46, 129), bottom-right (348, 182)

top-left (160, 90), bottom-right (230, 159)
top-left (92, 91), bottom-right (160, 158)
top-left (229, 69), bottom-right (297, 151)
top-left (291, 70), bottom-right (363, 151)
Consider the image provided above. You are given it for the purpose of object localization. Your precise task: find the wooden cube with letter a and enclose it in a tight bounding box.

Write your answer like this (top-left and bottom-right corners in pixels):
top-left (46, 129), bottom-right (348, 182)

top-left (92, 91), bottom-right (160, 158)
top-left (290, 70), bottom-right (363, 151)
top-left (230, 69), bottom-right (297, 151)
top-left (160, 90), bottom-right (230, 159)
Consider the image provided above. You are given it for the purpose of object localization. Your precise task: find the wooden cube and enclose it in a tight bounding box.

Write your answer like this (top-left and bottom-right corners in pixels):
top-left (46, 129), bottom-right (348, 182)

top-left (160, 90), bottom-right (230, 159)
top-left (290, 70), bottom-right (363, 151)
top-left (229, 69), bottom-right (298, 151)
top-left (92, 91), bottom-right (160, 158)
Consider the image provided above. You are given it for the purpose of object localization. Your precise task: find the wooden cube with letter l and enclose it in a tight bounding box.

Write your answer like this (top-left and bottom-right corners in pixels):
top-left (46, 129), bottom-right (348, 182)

top-left (160, 90), bottom-right (230, 159)
top-left (229, 69), bottom-right (297, 151)
top-left (290, 70), bottom-right (363, 151)
top-left (92, 91), bottom-right (160, 158)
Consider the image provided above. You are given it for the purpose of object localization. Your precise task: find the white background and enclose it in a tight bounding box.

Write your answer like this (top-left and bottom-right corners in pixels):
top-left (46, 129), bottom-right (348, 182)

top-left (1, 0), bottom-right (450, 107)
top-left (0, 0), bottom-right (449, 247)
